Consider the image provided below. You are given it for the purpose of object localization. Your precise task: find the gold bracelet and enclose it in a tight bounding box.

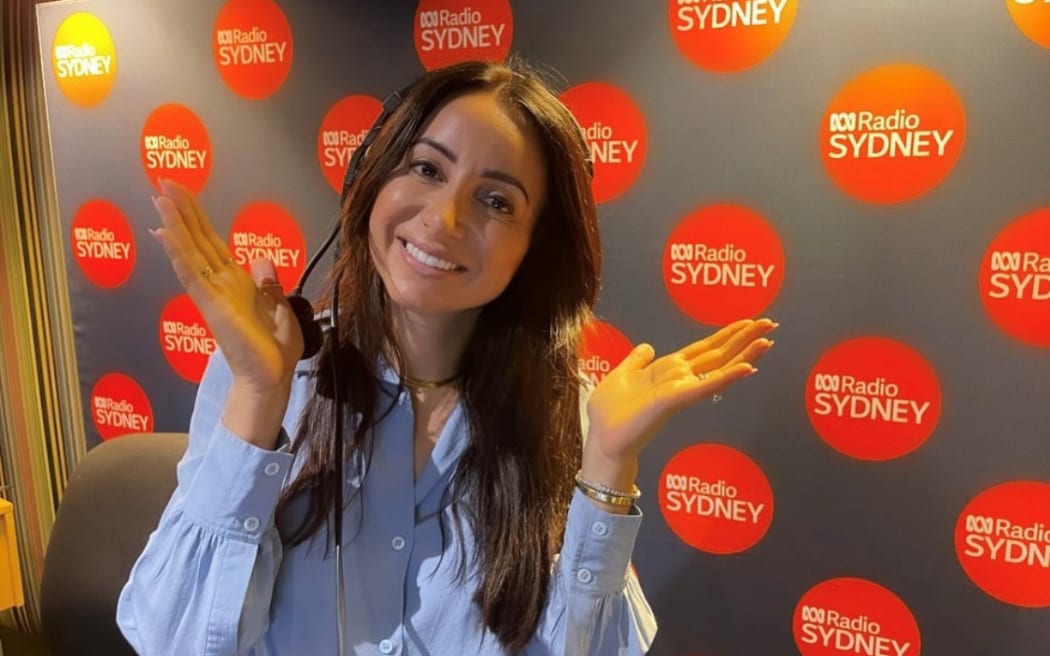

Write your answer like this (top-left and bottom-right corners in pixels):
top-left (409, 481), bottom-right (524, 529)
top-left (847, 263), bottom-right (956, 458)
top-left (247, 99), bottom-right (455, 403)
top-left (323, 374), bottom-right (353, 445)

top-left (575, 481), bottom-right (637, 507)
top-left (574, 471), bottom-right (641, 502)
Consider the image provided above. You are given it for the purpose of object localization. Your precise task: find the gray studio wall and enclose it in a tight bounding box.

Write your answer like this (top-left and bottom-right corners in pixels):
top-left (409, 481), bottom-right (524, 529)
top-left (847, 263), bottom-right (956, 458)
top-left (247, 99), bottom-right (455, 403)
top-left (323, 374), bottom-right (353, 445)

top-left (38, 1), bottom-right (1050, 654)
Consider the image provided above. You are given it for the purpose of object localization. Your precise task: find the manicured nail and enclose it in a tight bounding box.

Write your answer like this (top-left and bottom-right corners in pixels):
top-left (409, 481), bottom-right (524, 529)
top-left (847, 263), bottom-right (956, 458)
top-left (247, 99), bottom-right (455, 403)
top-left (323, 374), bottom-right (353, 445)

top-left (747, 366), bottom-right (758, 376)
top-left (148, 228), bottom-right (163, 244)
top-left (151, 195), bottom-right (162, 211)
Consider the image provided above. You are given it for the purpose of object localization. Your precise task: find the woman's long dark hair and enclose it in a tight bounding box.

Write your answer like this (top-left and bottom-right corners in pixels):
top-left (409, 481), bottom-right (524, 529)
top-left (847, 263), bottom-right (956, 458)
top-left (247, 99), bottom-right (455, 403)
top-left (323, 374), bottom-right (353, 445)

top-left (276, 58), bottom-right (600, 652)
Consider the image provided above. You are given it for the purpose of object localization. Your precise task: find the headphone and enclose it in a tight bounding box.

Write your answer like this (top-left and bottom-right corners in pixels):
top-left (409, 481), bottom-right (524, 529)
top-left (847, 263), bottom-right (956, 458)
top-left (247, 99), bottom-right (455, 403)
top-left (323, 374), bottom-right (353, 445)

top-left (284, 84), bottom-right (413, 361)
top-left (276, 75), bottom-right (593, 655)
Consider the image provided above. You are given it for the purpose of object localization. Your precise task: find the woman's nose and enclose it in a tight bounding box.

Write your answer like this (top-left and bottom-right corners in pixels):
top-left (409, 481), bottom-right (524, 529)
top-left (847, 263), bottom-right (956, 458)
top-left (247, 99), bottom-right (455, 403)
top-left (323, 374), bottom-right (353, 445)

top-left (423, 191), bottom-right (466, 237)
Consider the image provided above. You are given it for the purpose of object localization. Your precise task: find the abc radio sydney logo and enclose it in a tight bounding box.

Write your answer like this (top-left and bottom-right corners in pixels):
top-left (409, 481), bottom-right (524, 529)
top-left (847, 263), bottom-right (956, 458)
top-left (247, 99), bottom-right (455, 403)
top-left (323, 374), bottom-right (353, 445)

top-left (821, 64), bottom-right (966, 205)
top-left (414, 0), bottom-right (513, 70)
top-left (212, 0), bottom-right (293, 100)
top-left (956, 481), bottom-right (1050, 608)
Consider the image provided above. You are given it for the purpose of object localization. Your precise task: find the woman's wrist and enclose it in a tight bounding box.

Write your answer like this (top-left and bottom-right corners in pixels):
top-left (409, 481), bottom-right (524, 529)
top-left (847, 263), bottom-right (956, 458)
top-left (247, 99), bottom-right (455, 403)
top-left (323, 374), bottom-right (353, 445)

top-left (579, 438), bottom-right (639, 515)
top-left (222, 379), bottom-right (292, 450)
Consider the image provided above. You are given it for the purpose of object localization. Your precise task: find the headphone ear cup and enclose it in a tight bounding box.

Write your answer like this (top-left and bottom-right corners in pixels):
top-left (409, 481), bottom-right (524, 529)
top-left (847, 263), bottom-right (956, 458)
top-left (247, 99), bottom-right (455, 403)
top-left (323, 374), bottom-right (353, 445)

top-left (287, 294), bottom-right (324, 360)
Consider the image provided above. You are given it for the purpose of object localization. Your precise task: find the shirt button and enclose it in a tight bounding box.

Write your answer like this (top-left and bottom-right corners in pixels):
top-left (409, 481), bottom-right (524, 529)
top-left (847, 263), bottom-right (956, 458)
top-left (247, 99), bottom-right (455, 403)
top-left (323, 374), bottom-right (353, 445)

top-left (243, 516), bottom-right (260, 532)
top-left (379, 638), bottom-right (394, 654)
top-left (391, 536), bottom-right (406, 551)
top-left (264, 462), bottom-right (281, 477)
top-left (576, 568), bottom-right (593, 584)
top-left (591, 521), bottom-right (608, 536)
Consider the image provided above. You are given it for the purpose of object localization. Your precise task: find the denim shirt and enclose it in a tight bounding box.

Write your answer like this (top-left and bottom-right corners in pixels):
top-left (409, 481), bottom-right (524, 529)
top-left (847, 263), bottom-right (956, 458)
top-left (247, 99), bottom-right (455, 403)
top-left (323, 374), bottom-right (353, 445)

top-left (117, 350), bottom-right (657, 655)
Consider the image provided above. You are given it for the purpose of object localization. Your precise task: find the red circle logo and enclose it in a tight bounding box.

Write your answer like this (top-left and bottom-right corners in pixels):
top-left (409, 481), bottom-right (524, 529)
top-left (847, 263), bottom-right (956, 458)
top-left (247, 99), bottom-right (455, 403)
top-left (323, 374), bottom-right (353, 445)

top-left (793, 578), bottom-right (921, 656)
top-left (820, 64), bottom-right (966, 204)
top-left (1007, 0), bottom-right (1050, 50)
top-left (560, 82), bottom-right (647, 204)
top-left (317, 95), bottom-right (384, 195)
top-left (659, 443), bottom-right (773, 554)
top-left (70, 199), bottom-right (135, 288)
top-left (669, 0), bottom-right (799, 73)
top-left (956, 481), bottom-right (1050, 607)
top-left (141, 103), bottom-right (213, 194)
top-left (159, 295), bottom-right (218, 383)
top-left (90, 373), bottom-right (154, 441)
top-left (414, 0), bottom-right (513, 71)
top-left (228, 201), bottom-right (307, 294)
top-left (662, 203), bottom-right (784, 326)
top-left (979, 208), bottom-right (1050, 348)
top-left (805, 337), bottom-right (942, 461)
top-left (579, 319), bottom-right (633, 386)
top-left (213, 0), bottom-right (294, 100)
top-left (51, 12), bottom-right (117, 107)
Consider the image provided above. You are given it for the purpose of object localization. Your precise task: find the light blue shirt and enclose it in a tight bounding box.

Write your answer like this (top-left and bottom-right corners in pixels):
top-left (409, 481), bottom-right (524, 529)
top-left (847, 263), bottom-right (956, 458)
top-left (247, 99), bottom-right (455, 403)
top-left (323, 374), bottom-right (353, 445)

top-left (117, 350), bottom-right (657, 655)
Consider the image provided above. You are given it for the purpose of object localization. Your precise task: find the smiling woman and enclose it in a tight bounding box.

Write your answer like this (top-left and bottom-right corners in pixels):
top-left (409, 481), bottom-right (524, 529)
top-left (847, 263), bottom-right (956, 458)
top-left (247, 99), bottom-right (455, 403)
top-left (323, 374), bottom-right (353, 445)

top-left (116, 58), bottom-right (775, 656)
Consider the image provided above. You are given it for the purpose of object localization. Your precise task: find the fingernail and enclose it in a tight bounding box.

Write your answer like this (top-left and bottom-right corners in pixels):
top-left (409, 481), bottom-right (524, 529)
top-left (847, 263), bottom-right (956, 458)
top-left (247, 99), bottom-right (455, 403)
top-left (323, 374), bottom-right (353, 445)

top-left (747, 366), bottom-right (758, 376)
top-left (151, 195), bottom-right (162, 211)
top-left (148, 228), bottom-right (162, 244)
top-left (766, 339), bottom-right (775, 347)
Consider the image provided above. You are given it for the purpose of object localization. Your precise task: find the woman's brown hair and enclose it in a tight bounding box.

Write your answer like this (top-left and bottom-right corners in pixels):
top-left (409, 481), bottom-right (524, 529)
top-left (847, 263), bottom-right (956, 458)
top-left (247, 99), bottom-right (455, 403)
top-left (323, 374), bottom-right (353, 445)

top-left (276, 58), bottom-right (600, 652)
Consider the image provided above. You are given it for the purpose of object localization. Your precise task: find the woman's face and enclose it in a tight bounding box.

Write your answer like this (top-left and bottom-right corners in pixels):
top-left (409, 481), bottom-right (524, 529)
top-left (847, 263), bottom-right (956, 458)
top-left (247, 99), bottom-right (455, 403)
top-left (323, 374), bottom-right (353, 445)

top-left (368, 90), bottom-right (547, 321)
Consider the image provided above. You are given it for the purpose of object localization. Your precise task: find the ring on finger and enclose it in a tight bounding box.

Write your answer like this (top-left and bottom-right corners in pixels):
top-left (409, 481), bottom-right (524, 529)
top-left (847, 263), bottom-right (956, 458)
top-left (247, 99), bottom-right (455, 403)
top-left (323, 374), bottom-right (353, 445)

top-left (696, 371), bottom-right (709, 382)
top-left (200, 265), bottom-right (215, 280)
top-left (712, 393), bottom-right (723, 404)
top-left (221, 255), bottom-right (234, 266)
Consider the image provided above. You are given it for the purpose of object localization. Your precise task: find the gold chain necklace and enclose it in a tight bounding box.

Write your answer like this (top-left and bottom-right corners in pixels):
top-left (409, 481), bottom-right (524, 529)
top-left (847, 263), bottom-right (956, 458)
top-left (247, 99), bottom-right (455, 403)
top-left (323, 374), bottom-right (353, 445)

top-left (402, 372), bottom-right (461, 391)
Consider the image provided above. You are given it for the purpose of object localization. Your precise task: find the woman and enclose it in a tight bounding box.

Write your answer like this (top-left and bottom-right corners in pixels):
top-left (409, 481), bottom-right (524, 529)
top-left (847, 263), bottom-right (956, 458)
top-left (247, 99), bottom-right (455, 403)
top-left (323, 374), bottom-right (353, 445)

top-left (117, 59), bottom-right (776, 655)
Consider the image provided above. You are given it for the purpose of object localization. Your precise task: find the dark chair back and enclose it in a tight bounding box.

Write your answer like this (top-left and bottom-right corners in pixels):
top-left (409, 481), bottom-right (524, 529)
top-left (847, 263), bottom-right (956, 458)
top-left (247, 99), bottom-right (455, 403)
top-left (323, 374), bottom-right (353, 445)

top-left (40, 432), bottom-right (187, 656)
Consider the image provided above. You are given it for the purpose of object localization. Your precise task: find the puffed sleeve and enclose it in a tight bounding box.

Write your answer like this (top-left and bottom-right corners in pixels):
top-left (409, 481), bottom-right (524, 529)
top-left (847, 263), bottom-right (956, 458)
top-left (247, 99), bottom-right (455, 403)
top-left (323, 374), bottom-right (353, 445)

top-left (116, 350), bottom-right (296, 655)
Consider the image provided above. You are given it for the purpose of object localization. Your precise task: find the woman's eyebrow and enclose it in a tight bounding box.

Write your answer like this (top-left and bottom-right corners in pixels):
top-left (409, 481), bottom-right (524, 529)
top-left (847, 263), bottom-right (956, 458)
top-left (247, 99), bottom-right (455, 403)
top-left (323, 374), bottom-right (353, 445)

top-left (413, 137), bottom-right (531, 204)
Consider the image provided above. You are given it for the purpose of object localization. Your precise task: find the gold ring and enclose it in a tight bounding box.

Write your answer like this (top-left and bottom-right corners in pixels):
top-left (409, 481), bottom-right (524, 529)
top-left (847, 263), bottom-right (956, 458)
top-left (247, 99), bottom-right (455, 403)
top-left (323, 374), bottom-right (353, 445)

top-left (200, 265), bottom-right (214, 280)
top-left (697, 372), bottom-right (708, 382)
top-left (221, 256), bottom-right (234, 266)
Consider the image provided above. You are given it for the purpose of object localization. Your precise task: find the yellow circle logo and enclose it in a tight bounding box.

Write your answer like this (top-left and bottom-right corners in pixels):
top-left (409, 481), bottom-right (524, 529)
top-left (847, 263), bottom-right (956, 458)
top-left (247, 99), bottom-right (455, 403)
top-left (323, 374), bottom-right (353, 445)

top-left (52, 12), bottom-right (117, 108)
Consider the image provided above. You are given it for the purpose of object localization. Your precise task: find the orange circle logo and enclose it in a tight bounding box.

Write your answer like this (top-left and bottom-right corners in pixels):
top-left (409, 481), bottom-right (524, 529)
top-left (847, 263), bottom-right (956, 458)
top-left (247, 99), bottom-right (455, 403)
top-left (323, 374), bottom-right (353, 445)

top-left (805, 337), bottom-right (942, 461)
top-left (659, 443), bottom-right (773, 554)
top-left (141, 104), bottom-right (213, 194)
top-left (956, 481), bottom-right (1050, 607)
top-left (51, 12), bottom-right (117, 107)
top-left (317, 95), bottom-right (384, 195)
top-left (794, 578), bottom-right (921, 656)
top-left (159, 295), bottom-right (217, 383)
top-left (979, 208), bottom-right (1050, 348)
top-left (820, 64), bottom-right (966, 204)
top-left (70, 199), bottom-right (135, 289)
top-left (560, 82), bottom-right (648, 204)
top-left (668, 0), bottom-right (798, 73)
top-left (90, 373), bottom-right (154, 441)
top-left (662, 203), bottom-right (784, 326)
top-left (1007, 0), bottom-right (1050, 49)
top-left (579, 319), bottom-right (633, 386)
top-left (213, 0), bottom-right (294, 100)
top-left (228, 201), bottom-right (307, 294)
top-left (414, 0), bottom-right (513, 71)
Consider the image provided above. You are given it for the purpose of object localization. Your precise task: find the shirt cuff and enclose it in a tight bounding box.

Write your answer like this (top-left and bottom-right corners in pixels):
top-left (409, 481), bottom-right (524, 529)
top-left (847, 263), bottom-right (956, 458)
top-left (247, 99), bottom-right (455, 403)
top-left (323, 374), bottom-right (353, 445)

top-left (182, 424), bottom-right (295, 542)
top-left (561, 487), bottom-right (644, 595)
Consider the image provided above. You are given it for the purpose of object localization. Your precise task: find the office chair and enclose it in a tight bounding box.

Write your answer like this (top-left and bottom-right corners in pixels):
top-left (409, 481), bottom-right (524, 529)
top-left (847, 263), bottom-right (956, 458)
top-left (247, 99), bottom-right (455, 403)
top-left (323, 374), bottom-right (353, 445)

top-left (40, 432), bottom-right (187, 656)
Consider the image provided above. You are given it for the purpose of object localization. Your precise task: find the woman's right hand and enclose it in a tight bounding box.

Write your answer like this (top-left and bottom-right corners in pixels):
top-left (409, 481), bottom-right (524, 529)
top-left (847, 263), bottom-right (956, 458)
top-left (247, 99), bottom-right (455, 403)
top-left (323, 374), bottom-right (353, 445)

top-left (150, 179), bottom-right (305, 402)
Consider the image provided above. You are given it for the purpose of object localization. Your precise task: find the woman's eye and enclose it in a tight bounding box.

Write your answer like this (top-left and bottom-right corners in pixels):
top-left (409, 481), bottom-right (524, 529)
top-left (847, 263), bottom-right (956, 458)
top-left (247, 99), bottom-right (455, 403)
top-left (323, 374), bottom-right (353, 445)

top-left (411, 161), bottom-right (439, 178)
top-left (484, 195), bottom-right (514, 214)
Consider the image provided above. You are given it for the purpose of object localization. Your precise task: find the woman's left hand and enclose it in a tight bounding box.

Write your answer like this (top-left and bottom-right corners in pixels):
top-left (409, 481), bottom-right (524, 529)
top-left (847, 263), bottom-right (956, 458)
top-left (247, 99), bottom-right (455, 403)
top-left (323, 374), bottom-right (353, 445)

top-left (580, 318), bottom-right (777, 493)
